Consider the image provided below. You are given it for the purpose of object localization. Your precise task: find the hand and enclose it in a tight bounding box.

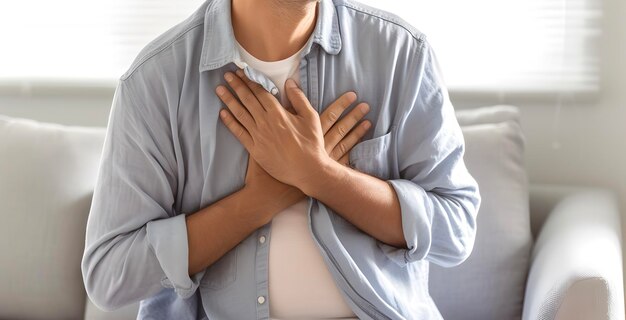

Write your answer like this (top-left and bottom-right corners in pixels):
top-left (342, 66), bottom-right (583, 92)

top-left (218, 70), bottom-right (372, 201)
top-left (216, 69), bottom-right (337, 189)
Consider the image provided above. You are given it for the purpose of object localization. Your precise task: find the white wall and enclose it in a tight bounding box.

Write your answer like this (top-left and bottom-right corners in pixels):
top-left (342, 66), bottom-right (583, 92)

top-left (454, 0), bottom-right (626, 235)
top-left (0, 0), bottom-right (624, 306)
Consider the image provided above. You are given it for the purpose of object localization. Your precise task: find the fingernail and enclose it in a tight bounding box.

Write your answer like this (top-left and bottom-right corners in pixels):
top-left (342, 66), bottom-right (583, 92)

top-left (360, 104), bottom-right (370, 112)
top-left (216, 86), bottom-right (225, 95)
top-left (285, 78), bottom-right (297, 88)
top-left (224, 73), bottom-right (233, 82)
top-left (219, 109), bottom-right (227, 118)
top-left (347, 92), bottom-right (357, 102)
top-left (235, 69), bottom-right (244, 77)
top-left (363, 121), bottom-right (371, 129)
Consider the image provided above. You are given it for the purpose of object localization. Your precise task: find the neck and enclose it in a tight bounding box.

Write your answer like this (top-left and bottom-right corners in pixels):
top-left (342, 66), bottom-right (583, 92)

top-left (231, 0), bottom-right (318, 61)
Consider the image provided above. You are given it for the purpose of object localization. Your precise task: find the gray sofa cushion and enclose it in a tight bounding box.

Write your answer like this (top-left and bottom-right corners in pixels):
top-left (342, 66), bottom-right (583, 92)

top-left (0, 104), bottom-right (533, 319)
top-left (428, 105), bottom-right (533, 320)
top-left (0, 115), bottom-right (105, 319)
top-left (456, 104), bottom-right (521, 126)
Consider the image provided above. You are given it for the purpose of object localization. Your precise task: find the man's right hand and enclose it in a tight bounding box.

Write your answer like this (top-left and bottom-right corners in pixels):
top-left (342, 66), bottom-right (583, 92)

top-left (244, 90), bottom-right (372, 221)
top-left (188, 91), bottom-right (372, 275)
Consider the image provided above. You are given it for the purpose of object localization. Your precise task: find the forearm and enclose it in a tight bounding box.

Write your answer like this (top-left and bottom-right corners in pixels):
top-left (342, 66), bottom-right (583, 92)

top-left (301, 159), bottom-right (407, 248)
top-left (186, 186), bottom-right (280, 275)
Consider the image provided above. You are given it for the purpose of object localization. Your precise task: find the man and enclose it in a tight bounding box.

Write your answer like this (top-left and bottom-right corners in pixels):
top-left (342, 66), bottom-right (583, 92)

top-left (81, 0), bottom-right (481, 319)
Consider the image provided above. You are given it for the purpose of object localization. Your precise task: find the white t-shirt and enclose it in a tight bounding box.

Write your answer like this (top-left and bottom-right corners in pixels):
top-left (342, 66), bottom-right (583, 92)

top-left (236, 41), bottom-right (358, 320)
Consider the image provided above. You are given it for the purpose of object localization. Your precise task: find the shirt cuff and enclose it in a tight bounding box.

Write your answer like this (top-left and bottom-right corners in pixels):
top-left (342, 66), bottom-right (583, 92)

top-left (383, 179), bottom-right (433, 266)
top-left (146, 214), bottom-right (205, 298)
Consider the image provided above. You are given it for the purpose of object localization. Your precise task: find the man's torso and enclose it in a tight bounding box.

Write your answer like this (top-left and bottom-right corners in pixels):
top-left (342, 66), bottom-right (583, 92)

top-left (123, 0), bottom-right (442, 318)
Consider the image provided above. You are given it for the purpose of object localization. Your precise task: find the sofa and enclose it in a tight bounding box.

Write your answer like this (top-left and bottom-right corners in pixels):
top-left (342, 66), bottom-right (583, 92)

top-left (0, 105), bottom-right (623, 320)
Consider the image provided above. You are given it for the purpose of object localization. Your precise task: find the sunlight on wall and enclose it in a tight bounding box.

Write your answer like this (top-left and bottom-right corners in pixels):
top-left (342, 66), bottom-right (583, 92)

top-left (0, 0), bottom-right (601, 94)
top-left (0, 0), bottom-right (203, 85)
top-left (356, 0), bottom-right (602, 93)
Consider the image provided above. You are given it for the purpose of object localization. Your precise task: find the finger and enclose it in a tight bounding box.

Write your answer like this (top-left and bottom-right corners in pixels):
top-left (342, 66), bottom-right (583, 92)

top-left (216, 85), bottom-right (257, 133)
top-left (325, 102), bottom-right (370, 154)
top-left (320, 91), bottom-right (357, 134)
top-left (224, 71), bottom-right (266, 121)
top-left (285, 104), bottom-right (296, 115)
top-left (218, 108), bottom-right (254, 151)
top-left (284, 78), bottom-right (315, 119)
top-left (235, 69), bottom-right (285, 116)
top-left (329, 120), bottom-right (371, 160)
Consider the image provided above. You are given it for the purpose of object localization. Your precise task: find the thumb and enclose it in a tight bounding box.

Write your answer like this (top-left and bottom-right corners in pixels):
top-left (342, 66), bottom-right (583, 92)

top-left (285, 78), bottom-right (315, 118)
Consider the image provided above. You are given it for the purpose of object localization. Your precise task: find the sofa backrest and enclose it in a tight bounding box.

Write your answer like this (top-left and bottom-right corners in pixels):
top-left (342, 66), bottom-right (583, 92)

top-left (0, 115), bottom-right (105, 319)
top-left (428, 105), bottom-right (534, 320)
top-left (0, 105), bottom-right (534, 320)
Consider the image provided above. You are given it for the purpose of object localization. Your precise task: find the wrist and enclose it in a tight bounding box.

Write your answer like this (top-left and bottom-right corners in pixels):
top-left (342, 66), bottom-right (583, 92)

top-left (242, 183), bottom-right (304, 222)
top-left (240, 185), bottom-right (276, 225)
top-left (299, 156), bottom-right (347, 198)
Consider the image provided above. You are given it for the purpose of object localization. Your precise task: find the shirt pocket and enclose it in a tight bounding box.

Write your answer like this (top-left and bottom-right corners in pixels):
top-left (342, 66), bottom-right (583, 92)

top-left (348, 131), bottom-right (393, 180)
top-left (199, 246), bottom-right (238, 290)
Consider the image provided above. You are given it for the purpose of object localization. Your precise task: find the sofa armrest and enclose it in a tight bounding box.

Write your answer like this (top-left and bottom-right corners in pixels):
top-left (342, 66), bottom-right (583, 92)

top-left (522, 188), bottom-right (624, 320)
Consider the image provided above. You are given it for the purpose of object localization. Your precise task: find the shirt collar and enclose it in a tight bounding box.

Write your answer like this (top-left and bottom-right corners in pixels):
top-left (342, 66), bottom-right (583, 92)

top-left (199, 0), bottom-right (342, 72)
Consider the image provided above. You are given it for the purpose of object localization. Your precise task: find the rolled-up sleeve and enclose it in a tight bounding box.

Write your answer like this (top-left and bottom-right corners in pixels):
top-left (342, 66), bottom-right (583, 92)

top-left (81, 78), bottom-right (205, 311)
top-left (384, 38), bottom-right (481, 267)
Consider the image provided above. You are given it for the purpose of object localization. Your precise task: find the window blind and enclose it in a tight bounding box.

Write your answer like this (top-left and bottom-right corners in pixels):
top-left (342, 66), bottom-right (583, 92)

top-left (0, 0), bottom-right (204, 86)
top-left (357, 0), bottom-right (602, 93)
top-left (0, 0), bottom-right (601, 93)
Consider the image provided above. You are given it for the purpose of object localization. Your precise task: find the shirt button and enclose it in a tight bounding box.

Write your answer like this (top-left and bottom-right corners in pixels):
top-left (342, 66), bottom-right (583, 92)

top-left (270, 87), bottom-right (279, 95)
top-left (257, 295), bottom-right (266, 305)
top-left (259, 235), bottom-right (266, 244)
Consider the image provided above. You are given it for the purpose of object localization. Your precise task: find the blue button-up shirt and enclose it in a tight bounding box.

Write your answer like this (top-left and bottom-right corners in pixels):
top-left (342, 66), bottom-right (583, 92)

top-left (81, 0), bottom-right (481, 319)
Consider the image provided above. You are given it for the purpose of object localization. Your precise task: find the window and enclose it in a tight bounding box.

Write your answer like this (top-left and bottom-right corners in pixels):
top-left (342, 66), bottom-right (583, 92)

top-left (0, 0), bottom-right (204, 87)
top-left (358, 0), bottom-right (602, 94)
top-left (0, 0), bottom-right (601, 94)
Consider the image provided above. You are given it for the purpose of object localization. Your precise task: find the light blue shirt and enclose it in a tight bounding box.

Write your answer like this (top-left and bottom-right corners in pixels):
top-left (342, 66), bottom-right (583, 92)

top-left (81, 0), bottom-right (481, 319)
